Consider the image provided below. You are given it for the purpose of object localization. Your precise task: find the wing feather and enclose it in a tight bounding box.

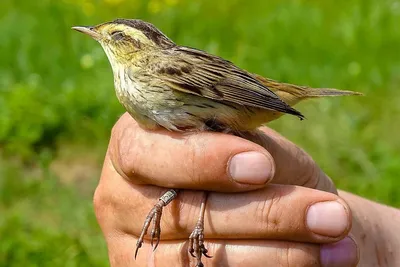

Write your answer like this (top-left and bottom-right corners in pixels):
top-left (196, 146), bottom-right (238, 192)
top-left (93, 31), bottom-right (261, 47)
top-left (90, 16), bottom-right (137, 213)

top-left (153, 46), bottom-right (304, 118)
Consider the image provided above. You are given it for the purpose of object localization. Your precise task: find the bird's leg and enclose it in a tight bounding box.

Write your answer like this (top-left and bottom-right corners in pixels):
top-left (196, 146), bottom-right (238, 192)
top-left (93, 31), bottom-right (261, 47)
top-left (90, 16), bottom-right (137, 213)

top-left (188, 192), bottom-right (211, 267)
top-left (135, 189), bottom-right (179, 259)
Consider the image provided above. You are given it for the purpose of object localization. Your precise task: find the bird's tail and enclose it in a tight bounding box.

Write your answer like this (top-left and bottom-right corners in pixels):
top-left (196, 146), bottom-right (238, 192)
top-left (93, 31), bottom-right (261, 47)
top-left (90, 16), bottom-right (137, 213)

top-left (253, 74), bottom-right (363, 106)
top-left (301, 87), bottom-right (363, 97)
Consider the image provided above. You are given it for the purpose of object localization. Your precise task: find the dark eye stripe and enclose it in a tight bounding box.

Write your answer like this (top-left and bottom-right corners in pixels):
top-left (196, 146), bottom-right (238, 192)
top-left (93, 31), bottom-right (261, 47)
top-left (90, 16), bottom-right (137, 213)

top-left (111, 31), bottom-right (124, 41)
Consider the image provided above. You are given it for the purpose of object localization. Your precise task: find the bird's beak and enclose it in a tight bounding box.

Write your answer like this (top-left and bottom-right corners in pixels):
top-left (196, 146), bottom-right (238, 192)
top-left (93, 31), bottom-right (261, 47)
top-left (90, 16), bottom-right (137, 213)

top-left (72, 26), bottom-right (101, 40)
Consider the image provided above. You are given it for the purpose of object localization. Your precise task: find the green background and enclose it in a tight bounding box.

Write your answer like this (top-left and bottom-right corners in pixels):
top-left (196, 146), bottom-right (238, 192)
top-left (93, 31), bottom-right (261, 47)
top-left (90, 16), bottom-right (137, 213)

top-left (1, 0), bottom-right (399, 266)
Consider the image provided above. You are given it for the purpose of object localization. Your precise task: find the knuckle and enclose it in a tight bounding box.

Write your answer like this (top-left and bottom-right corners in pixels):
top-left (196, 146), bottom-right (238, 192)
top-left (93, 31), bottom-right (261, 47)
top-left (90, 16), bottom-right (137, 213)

top-left (93, 183), bottom-right (110, 224)
top-left (185, 146), bottom-right (201, 185)
top-left (93, 182), bottom-right (131, 233)
top-left (274, 242), bottom-right (291, 267)
top-left (257, 189), bottom-right (285, 233)
top-left (177, 192), bottom-right (204, 230)
top-left (177, 242), bottom-right (191, 267)
top-left (113, 124), bottom-right (141, 180)
top-left (182, 137), bottom-right (208, 185)
top-left (182, 135), bottom-right (226, 187)
top-left (109, 113), bottom-right (141, 179)
top-left (110, 113), bottom-right (131, 140)
top-left (272, 243), bottom-right (319, 267)
top-left (285, 243), bottom-right (319, 267)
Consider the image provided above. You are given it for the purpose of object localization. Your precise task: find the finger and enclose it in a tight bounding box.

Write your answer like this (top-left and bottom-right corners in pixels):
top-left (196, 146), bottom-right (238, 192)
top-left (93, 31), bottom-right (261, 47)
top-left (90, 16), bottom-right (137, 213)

top-left (109, 113), bottom-right (334, 193)
top-left (95, 161), bottom-right (351, 244)
top-left (106, 234), bottom-right (359, 267)
top-left (106, 234), bottom-right (321, 267)
top-left (243, 127), bottom-right (337, 193)
top-left (109, 113), bottom-right (277, 192)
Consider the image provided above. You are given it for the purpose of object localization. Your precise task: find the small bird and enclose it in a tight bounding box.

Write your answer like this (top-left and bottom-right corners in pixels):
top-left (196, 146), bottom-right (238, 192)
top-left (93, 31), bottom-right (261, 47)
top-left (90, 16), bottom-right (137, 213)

top-left (73, 19), bottom-right (361, 266)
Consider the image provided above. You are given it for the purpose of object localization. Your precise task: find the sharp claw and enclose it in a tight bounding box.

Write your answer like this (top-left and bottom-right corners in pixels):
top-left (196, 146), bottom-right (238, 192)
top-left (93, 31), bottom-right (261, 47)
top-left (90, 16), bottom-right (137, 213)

top-left (150, 229), bottom-right (156, 248)
top-left (188, 226), bottom-right (211, 264)
top-left (153, 237), bottom-right (160, 251)
top-left (134, 244), bottom-right (141, 259)
top-left (200, 245), bottom-right (212, 258)
top-left (203, 252), bottom-right (212, 258)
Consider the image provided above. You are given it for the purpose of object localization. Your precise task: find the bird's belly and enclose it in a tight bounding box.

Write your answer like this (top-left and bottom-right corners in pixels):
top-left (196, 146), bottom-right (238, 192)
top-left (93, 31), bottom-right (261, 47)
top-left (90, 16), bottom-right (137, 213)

top-left (114, 74), bottom-right (187, 130)
top-left (114, 71), bottom-right (158, 129)
top-left (146, 94), bottom-right (268, 132)
top-left (114, 71), bottom-right (283, 132)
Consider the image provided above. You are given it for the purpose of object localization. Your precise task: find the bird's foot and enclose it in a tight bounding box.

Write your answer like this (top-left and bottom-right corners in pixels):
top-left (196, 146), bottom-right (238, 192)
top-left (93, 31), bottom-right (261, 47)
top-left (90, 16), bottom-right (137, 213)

top-left (135, 189), bottom-right (178, 259)
top-left (188, 220), bottom-right (211, 267)
top-left (135, 201), bottom-right (163, 258)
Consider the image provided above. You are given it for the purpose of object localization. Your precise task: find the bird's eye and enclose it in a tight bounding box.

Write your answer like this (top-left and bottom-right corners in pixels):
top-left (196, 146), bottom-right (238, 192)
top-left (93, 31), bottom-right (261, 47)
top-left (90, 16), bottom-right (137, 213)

top-left (111, 31), bottom-right (124, 41)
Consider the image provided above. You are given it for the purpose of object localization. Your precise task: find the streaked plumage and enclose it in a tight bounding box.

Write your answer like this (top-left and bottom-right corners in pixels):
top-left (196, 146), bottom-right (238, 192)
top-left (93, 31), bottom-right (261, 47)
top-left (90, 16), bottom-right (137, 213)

top-left (74, 19), bottom-right (360, 134)
top-left (72, 18), bottom-right (361, 267)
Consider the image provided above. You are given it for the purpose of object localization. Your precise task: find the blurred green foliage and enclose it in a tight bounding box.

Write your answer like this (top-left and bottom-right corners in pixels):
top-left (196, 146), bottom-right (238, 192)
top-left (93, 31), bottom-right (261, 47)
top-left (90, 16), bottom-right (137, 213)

top-left (1, 0), bottom-right (400, 265)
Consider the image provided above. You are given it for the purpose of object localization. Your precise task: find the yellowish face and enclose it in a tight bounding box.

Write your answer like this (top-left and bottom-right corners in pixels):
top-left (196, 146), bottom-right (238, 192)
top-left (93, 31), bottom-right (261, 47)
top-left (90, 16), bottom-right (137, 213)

top-left (94, 23), bottom-right (157, 64)
top-left (73, 22), bottom-right (160, 65)
top-left (73, 19), bottom-right (175, 65)
top-left (96, 23), bottom-right (156, 47)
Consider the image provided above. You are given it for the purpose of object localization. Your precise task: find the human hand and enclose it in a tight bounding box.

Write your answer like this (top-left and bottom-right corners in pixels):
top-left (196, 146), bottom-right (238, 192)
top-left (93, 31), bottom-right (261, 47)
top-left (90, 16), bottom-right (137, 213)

top-left (94, 113), bottom-right (358, 266)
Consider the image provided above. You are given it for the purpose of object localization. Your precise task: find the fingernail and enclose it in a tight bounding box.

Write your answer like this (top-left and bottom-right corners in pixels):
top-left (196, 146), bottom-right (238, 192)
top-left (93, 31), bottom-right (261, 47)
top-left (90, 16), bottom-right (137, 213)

top-left (321, 236), bottom-right (359, 267)
top-left (228, 151), bottom-right (274, 185)
top-left (307, 201), bottom-right (349, 237)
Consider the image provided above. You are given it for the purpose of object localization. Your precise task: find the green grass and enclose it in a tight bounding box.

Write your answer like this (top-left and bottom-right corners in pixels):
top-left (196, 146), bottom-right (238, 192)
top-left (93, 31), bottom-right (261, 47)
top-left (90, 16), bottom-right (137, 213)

top-left (1, 0), bottom-right (400, 265)
top-left (0, 159), bottom-right (107, 266)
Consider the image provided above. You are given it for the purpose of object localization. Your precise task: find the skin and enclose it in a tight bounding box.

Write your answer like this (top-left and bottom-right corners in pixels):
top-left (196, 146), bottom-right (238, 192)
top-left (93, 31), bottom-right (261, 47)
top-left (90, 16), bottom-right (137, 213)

top-left (94, 113), bottom-right (399, 266)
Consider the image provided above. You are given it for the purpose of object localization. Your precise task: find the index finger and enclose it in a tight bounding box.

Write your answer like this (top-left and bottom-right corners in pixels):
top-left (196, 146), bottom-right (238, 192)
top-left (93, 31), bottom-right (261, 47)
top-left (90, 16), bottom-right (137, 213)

top-left (109, 113), bottom-right (274, 192)
top-left (109, 113), bottom-right (335, 193)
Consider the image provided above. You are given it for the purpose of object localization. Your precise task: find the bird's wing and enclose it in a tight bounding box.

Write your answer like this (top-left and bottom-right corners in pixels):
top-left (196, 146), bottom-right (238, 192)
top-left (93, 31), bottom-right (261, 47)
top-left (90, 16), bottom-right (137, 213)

top-left (153, 46), bottom-right (304, 118)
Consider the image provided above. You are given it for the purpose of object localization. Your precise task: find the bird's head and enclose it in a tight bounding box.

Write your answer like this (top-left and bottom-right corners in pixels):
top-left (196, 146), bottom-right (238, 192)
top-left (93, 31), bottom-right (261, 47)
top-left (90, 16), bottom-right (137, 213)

top-left (72, 19), bottom-right (175, 63)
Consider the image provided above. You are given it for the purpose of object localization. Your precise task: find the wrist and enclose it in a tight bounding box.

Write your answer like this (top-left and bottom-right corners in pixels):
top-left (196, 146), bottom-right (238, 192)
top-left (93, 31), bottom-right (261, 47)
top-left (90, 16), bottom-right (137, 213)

top-left (339, 190), bottom-right (400, 266)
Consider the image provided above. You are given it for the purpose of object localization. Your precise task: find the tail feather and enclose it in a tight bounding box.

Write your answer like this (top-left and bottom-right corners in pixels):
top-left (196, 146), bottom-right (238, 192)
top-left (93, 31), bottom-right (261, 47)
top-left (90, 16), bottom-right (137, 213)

top-left (253, 74), bottom-right (363, 98)
top-left (253, 74), bottom-right (363, 107)
top-left (304, 87), bottom-right (363, 97)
